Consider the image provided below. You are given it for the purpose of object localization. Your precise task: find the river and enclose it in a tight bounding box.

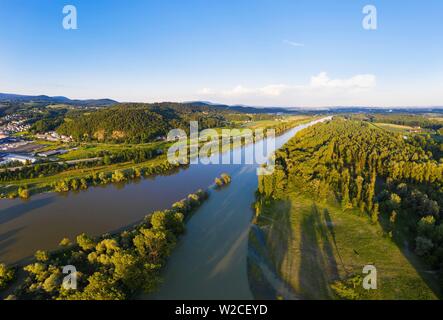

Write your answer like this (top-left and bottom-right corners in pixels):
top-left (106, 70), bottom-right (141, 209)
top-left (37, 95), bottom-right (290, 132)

top-left (0, 118), bottom-right (330, 298)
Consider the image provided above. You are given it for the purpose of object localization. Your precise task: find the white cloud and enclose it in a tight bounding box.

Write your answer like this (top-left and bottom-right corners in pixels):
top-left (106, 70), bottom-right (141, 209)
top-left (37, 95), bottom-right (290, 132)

top-left (198, 88), bottom-right (216, 95)
top-left (222, 85), bottom-right (254, 97)
top-left (259, 84), bottom-right (290, 96)
top-left (283, 40), bottom-right (305, 47)
top-left (200, 72), bottom-right (376, 99)
top-left (221, 84), bottom-right (291, 97)
top-left (197, 72), bottom-right (379, 107)
top-left (310, 72), bottom-right (376, 89)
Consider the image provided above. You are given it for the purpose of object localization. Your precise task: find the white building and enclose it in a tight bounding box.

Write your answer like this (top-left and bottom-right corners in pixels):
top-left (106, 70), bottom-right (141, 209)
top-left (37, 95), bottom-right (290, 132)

top-left (0, 153), bottom-right (37, 165)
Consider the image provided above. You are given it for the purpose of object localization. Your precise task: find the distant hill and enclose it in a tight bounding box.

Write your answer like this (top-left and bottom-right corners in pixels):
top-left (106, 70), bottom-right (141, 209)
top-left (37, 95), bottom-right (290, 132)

top-left (188, 102), bottom-right (443, 115)
top-left (286, 106), bottom-right (443, 114)
top-left (186, 101), bottom-right (299, 114)
top-left (0, 94), bottom-right (295, 113)
top-left (2, 93), bottom-right (441, 114)
top-left (0, 93), bottom-right (118, 107)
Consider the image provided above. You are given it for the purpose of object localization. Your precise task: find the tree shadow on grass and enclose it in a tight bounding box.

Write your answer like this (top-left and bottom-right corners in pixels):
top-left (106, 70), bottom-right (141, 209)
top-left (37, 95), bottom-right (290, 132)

top-left (323, 208), bottom-right (348, 275)
top-left (298, 203), bottom-right (338, 299)
top-left (250, 199), bottom-right (300, 300)
top-left (264, 200), bottom-right (292, 276)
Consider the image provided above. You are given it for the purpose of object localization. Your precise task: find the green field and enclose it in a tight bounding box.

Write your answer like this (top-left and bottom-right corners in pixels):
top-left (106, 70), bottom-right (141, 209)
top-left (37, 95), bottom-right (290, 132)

top-left (373, 122), bottom-right (416, 134)
top-left (372, 122), bottom-right (434, 135)
top-left (58, 141), bottom-right (168, 161)
top-left (239, 116), bottom-right (313, 129)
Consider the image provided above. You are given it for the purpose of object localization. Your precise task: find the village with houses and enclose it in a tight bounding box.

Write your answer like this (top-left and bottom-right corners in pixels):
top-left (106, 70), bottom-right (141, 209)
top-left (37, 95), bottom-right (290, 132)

top-left (0, 113), bottom-right (74, 167)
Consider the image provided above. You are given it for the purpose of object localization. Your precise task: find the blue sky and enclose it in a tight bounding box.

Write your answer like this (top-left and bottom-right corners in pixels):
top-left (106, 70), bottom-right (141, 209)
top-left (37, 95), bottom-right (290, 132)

top-left (0, 0), bottom-right (442, 107)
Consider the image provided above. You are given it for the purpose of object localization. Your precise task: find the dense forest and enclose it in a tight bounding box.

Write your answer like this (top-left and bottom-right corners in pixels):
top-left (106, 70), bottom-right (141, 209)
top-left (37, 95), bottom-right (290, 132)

top-left (257, 118), bottom-right (443, 288)
top-left (56, 103), bottom-right (233, 143)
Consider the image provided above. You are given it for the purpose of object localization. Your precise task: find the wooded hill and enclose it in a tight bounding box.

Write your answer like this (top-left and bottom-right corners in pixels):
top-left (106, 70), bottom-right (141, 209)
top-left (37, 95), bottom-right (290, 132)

top-left (0, 93), bottom-right (117, 107)
top-left (56, 103), bottom-right (232, 143)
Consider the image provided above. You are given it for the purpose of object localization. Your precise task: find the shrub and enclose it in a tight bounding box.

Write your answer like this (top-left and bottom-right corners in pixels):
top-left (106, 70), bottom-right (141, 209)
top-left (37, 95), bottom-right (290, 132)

top-left (215, 173), bottom-right (231, 188)
top-left (59, 238), bottom-right (72, 247)
top-left (112, 170), bottom-right (127, 183)
top-left (54, 180), bottom-right (70, 193)
top-left (214, 178), bottom-right (223, 187)
top-left (330, 275), bottom-right (362, 300)
top-left (35, 250), bottom-right (49, 262)
top-left (18, 187), bottom-right (30, 199)
top-left (221, 173), bottom-right (231, 184)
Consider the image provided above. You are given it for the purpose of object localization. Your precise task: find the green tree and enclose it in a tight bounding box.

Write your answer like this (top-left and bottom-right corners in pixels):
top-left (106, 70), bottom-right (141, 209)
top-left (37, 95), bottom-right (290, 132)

top-left (68, 272), bottom-right (126, 300)
top-left (70, 179), bottom-right (80, 191)
top-left (54, 180), bottom-right (70, 193)
top-left (112, 170), bottom-right (126, 183)
top-left (150, 210), bottom-right (184, 235)
top-left (76, 233), bottom-right (96, 251)
top-left (220, 173), bottom-right (231, 184)
top-left (35, 250), bottom-right (49, 262)
top-left (415, 236), bottom-right (434, 256)
top-left (133, 228), bottom-right (172, 263)
top-left (0, 263), bottom-right (15, 290)
top-left (371, 203), bottom-right (380, 224)
top-left (388, 193), bottom-right (402, 211)
top-left (214, 177), bottom-right (223, 187)
top-left (80, 178), bottom-right (88, 189)
top-left (42, 269), bottom-right (62, 293)
top-left (417, 216), bottom-right (436, 238)
top-left (98, 172), bottom-right (109, 184)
